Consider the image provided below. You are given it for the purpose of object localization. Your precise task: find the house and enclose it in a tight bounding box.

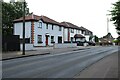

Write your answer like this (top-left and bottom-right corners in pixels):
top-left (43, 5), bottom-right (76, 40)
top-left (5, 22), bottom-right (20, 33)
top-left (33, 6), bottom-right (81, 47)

top-left (60, 22), bottom-right (86, 43)
top-left (80, 26), bottom-right (93, 42)
top-left (99, 33), bottom-right (115, 45)
top-left (13, 14), bottom-right (94, 50)
top-left (14, 14), bottom-right (64, 47)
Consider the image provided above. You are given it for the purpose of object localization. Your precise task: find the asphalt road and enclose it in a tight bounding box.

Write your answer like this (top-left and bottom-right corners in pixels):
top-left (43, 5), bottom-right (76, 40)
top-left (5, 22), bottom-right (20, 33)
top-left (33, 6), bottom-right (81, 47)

top-left (2, 46), bottom-right (118, 78)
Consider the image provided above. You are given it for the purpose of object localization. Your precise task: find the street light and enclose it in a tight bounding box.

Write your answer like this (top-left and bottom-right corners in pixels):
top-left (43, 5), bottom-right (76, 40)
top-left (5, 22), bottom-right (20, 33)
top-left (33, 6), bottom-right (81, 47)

top-left (11, 0), bottom-right (26, 55)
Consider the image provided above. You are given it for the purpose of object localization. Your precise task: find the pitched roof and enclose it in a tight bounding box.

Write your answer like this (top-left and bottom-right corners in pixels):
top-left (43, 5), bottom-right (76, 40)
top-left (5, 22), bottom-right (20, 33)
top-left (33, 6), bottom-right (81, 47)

top-left (103, 33), bottom-right (114, 39)
top-left (80, 26), bottom-right (92, 32)
top-left (99, 33), bottom-right (114, 42)
top-left (74, 34), bottom-right (85, 38)
top-left (60, 22), bottom-right (82, 30)
top-left (14, 14), bottom-right (60, 25)
top-left (40, 16), bottom-right (60, 25)
top-left (13, 14), bottom-right (40, 22)
top-left (13, 14), bottom-right (92, 33)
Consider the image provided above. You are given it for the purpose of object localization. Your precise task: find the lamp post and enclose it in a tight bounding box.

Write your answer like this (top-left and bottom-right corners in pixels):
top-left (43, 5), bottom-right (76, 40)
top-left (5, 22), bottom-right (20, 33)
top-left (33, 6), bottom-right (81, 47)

top-left (11, 0), bottom-right (25, 55)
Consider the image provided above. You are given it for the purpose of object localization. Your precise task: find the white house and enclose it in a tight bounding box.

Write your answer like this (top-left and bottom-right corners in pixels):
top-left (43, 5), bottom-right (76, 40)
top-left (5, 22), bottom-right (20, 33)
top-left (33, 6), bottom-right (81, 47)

top-left (13, 14), bottom-right (93, 50)
top-left (60, 22), bottom-right (93, 43)
top-left (14, 14), bottom-right (64, 47)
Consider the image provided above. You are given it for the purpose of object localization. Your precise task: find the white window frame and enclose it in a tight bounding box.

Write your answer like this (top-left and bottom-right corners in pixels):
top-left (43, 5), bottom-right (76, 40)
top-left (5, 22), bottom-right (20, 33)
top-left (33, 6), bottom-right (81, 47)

top-left (38, 22), bottom-right (42, 28)
top-left (38, 35), bottom-right (42, 43)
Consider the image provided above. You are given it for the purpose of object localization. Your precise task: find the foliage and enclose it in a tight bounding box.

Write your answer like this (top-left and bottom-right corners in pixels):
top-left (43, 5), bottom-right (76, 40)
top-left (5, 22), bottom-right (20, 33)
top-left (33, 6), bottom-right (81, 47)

top-left (89, 35), bottom-right (93, 41)
top-left (113, 39), bottom-right (120, 43)
top-left (94, 35), bottom-right (99, 42)
top-left (2, 0), bottom-right (30, 35)
top-left (110, 0), bottom-right (120, 35)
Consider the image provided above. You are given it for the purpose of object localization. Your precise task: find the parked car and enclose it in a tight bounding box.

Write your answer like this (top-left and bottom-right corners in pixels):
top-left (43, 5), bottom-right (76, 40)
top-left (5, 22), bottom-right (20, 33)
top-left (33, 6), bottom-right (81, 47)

top-left (72, 41), bottom-right (84, 46)
top-left (88, 42), bottom-right (96, 46)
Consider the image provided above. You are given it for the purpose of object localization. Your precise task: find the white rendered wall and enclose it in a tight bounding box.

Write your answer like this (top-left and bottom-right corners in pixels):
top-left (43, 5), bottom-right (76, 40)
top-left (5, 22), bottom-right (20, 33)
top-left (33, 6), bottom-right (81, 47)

top-left (63, 28), bottom-right (68, 42)
top-left (54, 43), bottom-right (77, 49)
top-left (85, 35), bottom-right (90, 42)
top-left (14, 22), bottom-right (31, 39)
top-left (34, 20), bottom-right (64, 46)
top-left (20, 44), bottom-right (33, 50)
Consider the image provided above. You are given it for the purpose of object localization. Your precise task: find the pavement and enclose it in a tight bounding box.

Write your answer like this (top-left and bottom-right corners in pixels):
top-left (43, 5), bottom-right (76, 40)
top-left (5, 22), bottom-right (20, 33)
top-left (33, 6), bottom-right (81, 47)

top-left (74, 52), bottom-right (118, 78)
top-left (2, 46), bottom-right (96, 60)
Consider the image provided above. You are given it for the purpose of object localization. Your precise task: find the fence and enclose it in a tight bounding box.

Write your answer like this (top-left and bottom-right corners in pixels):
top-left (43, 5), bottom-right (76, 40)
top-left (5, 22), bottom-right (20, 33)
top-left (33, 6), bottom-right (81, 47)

top-left (2, 35), bottom-right (20, 51)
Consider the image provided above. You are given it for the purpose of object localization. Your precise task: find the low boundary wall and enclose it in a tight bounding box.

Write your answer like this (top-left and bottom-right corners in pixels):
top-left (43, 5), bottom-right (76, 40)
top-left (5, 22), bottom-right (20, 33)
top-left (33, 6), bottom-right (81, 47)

top-left (20, 44), bottom-right (33, 51)
top-left (54, 43), bottom-right (77, 49)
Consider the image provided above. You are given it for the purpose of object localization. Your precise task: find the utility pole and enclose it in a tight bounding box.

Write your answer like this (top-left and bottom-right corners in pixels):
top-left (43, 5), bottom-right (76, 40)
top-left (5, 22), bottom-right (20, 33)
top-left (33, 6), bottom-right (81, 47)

top-left (22, 0), bottom-right (25, 55)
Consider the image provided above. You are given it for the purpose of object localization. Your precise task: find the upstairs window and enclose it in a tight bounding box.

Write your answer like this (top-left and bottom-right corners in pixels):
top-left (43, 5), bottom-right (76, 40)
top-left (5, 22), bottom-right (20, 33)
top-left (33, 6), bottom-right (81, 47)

top-left (52, 25), bottom-right (54, 30)
top-left (38, 22), bottom-right (42, 28)
top-left (71, 29), bottom-right (74, 33)
top-left (82, 30), bottom-right (84, 34)
top-left (59, 26), bottom-right (62, 31)
top-left (46, 24), bottom-right (48, 29)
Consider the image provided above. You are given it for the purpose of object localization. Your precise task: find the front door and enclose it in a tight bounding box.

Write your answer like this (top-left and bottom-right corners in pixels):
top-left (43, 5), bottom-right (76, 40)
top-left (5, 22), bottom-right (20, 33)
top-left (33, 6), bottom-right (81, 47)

top-left (46, 36), bottom-right (48, 46)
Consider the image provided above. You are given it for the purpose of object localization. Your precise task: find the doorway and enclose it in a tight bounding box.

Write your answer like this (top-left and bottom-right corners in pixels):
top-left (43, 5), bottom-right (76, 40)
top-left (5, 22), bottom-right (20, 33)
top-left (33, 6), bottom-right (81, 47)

top-left (45, 35), bottom-right (49, 46)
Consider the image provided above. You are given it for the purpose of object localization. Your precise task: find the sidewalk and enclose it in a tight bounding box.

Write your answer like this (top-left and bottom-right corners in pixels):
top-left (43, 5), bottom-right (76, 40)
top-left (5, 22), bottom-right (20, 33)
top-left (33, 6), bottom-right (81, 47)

top-left (2, 46), bottom-right (95, 60)
top-left (74, 52), bottom-right (118, 78)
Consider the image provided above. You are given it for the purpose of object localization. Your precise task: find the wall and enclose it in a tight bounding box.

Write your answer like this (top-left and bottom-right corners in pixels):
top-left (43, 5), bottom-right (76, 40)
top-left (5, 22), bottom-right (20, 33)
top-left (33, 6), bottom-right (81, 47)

top-left (63, 28), bottom-right (68, 42)
top-left (20, 44), bottom-right (33, 50)
top-left (14, 22), bottom-right (31, 39)
top-left (34, 20), bottom-right (64, 46)
top-left (85, 35), bottom-right (90, 42)
top-left (54, 43), bottom-right (77, 49)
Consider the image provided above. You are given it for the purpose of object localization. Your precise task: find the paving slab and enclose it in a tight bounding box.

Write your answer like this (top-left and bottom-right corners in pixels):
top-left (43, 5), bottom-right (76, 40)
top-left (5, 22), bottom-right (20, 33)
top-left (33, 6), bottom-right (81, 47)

top-left (74, 52), bottom-right (118, 78)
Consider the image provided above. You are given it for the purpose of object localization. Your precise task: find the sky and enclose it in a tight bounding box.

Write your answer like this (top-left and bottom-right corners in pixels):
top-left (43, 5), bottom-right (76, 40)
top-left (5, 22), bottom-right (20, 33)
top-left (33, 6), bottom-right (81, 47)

top-left (4, 0), bottom-right (119, 38)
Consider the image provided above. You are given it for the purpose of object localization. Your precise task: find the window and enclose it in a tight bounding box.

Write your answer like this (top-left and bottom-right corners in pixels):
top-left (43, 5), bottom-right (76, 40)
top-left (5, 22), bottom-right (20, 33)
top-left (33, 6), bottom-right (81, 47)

top-left (51, 36), bottom-right (55, 43)
top-left (46, 24), bottom-right (48, 29)
top-left (58, 36), bottom-right (62, 43)
top-left (38, 35), bottom-right (42, 43)
top-left (52, 25), bottom-right (54, 30)
top-left (71, 29), bottom-right (74, 33)
top-left (82, 30), bottom-right (84, 34)
top-left (38, 22), bottom-right (42, 28)
top-left (78, 30), bottom-right (80, 33)
top-left (59, 26), bottom-right (62, 31)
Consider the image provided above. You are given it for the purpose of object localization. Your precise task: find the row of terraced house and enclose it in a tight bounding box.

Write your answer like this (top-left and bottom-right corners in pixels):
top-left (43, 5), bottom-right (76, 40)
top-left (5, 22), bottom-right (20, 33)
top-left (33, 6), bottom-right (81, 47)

top-left (13, 14), bottom-right (94, 50)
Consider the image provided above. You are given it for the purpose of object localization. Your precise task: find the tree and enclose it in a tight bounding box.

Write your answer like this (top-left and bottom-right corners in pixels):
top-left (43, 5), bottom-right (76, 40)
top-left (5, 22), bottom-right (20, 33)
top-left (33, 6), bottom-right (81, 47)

top-left (94, 35), bottom-right (99, 42)
top-left (110, 0), bottom-right (120, 35)
top-left (89, 35), bottom-right (93, 42)
top-left (2, 0), bottom-right (30, 36)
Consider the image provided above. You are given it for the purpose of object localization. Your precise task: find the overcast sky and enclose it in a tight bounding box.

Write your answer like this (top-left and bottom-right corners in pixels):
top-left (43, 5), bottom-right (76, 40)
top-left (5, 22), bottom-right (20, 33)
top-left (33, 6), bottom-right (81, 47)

top-left (5, 0), bottom-right (118, 38)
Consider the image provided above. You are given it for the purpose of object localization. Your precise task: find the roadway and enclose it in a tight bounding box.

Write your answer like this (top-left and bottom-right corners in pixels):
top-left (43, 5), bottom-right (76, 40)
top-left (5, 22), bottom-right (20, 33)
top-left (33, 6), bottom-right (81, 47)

top-left (2, 46), bottom-right (118, 78)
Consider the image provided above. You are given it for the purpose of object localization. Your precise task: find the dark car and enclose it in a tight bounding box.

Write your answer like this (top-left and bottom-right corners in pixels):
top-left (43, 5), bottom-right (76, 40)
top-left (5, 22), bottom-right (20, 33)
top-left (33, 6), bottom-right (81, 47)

top-left (72, 41), bottom-right (84, 46)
